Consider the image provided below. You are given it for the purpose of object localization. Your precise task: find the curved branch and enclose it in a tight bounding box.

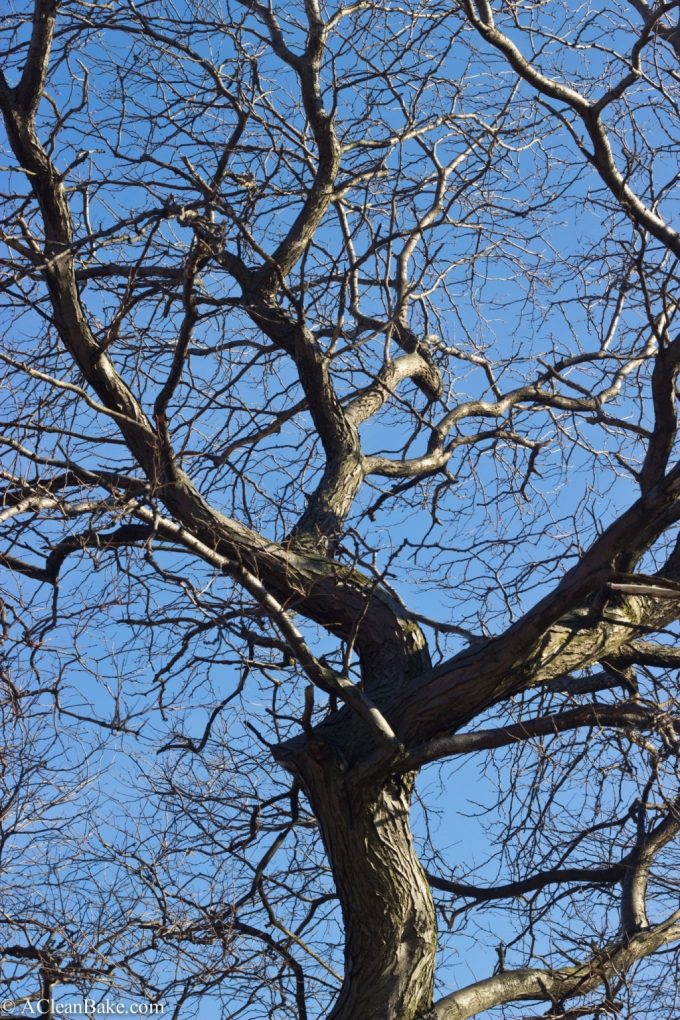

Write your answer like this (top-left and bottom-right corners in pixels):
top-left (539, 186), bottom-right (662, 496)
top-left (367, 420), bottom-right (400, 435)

top-left (0, 523), bottom-right (154, 584)
top-left (403, 702), bottom-right (671, 770)
top-left (129, 504), bottom-right (401, 749)
top-left (427, 862), bottom-right (625, 902)
top-left (462, 1), bottom-right (680, 258)
top-left (428, 912), bottom-right (680, 1019)
top-left (621, 794), bottom-right (680, 934)
top-left (429, 795), bottom-right (680, 909)
top-left (613, 639), bottom-right (680, 668)
top-left (395, 475), bottom-right (680, 746)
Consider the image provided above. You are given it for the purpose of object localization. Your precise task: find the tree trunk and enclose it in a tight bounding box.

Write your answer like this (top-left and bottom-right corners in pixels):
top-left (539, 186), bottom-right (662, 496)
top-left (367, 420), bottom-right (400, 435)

top-left (292, 745), bottom-right (437, 1020)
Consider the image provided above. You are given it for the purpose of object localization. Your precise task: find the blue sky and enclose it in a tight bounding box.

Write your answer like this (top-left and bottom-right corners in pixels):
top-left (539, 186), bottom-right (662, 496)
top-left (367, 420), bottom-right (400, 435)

top-left (1, 1), bottom-right (679, 1017)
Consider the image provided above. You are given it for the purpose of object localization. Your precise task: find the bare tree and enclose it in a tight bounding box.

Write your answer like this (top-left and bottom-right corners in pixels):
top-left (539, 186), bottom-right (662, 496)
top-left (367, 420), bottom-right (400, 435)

top-left (1, 1), bottom-right (679, 1018)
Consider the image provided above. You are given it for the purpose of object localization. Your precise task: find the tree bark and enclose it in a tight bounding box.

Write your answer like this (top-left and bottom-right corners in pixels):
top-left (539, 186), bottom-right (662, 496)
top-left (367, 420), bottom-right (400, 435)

top-left (291, 746), bottom-right (437, 1020)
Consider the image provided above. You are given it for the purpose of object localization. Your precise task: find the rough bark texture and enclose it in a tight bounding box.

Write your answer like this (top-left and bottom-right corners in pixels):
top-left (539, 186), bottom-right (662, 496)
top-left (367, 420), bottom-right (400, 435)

top-left (290, 750), bottom-right (436, 1020)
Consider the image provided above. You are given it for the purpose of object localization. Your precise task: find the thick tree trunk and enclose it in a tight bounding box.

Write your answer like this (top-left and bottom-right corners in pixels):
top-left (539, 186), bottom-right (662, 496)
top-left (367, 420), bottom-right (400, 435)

top-left (293, 747), bottom-right (437, 1020)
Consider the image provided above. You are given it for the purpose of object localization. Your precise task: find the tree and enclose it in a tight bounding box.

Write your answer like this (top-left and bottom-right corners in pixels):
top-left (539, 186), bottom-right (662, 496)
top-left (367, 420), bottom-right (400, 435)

top-left (1, 1), bottom-right (679, 1017)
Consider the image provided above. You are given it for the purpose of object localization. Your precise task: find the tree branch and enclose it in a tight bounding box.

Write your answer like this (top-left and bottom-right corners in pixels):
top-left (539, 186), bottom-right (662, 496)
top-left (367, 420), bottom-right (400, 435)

top-left (403, 702), bottom-right (671, 770)
top-left (428, 913), bottom-right (680, 1019)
